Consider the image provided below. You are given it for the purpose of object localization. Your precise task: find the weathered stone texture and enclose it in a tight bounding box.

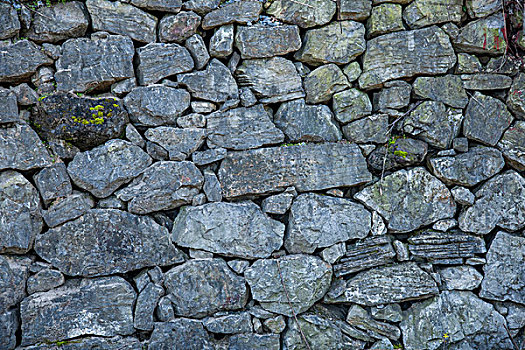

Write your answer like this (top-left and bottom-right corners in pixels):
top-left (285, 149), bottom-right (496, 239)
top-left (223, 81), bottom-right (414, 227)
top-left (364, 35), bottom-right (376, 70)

top-left (136, 43), bottom-right (194, 85)
top-left (0, 40), bottom-right (53, 83)
top-left (267, 0), bottom-right (336, 28)
top-left (235, 24), bottom-right (301, 58)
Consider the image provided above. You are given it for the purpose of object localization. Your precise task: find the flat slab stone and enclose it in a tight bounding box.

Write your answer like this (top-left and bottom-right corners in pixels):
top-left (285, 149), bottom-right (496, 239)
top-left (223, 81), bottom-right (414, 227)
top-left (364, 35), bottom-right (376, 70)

top-left (131, 0), bottom-right (182, 12)
top-left (35, 209), bottom-right (184, 277)
top-left (136, 43), bottom-right (194, 85)
top-left (359, 26), bottom-right (456, 89)
top-left (235, 24), bottom-right (301, 59)
top-left (43, 192), bottom-right (94, 228)
top-left (355, 167), bottom-right (456, 233)
top-left (498, 121), bottom-right (525, 171)
top-left (172, 201), bottom-right (284, 258)
top-left (461, 73), bottom-right (512, 90)
top-left (439, 265), bottom-right (483, 291)
top-left (0, 40), bottom-right (53, 83)
top-left (144, 127), bottom-right (206, 160)
top-left (454, 13), bottom-right (506, 55)
top-left (19, 336), bottom-right (142, 350)
top-left (403, 0), bottom-right (462, 29)
top-left (158, 11), bottom-right (201, 43)
top-left (412, 75), bottom-right (468, 108)
top-left (408, 230), bottom-right (486, 260)
top-left (267, 0), bottom-right (336, 28)
top-left (0, 124), bottom-right (53, 171)
top-left (149, 319), bottom-right (214, 350)
top-left (20, 277), bottom-right (136, 346)
top-left (202, 0), bottom-right (262, 29)
top-left (218, 143), bottom-right (372, 198)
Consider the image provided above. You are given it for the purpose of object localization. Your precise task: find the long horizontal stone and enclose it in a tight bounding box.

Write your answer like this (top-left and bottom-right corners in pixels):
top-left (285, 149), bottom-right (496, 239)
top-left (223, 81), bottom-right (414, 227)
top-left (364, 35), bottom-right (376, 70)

top-left (407, 230), bottom-right (486, 260)
top-left (218, 143), bottom-right (372, 198)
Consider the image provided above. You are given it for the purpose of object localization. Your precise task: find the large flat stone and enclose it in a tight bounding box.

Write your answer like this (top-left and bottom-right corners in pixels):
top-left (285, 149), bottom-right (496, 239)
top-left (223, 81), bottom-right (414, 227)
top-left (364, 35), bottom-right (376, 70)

top-left (0, 124), bottom-right (53, 171)
top-left (498, 121), bottom-right (525, 171)
top-left (136, 43), bottom-right (194, 85)
top-left (202, 0), bottom-right (261, 29)
top-left (266, 0), bottom-right (336, 28)
top-left (0, 40), bottom-right (53, 83)
top-left (235, 24), bottom-right (301, 58)
top-left (407, 230), bottom-right (486, 260)
top-left (403, 0), bottom-right (462, 29)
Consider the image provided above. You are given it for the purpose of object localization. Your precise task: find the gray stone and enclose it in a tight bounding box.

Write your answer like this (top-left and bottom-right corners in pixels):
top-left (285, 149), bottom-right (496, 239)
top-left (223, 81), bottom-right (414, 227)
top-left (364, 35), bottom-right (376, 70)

top-left (25, 1), bottom-right (89, 43)
top-left (403, 0), bottom-right (462, 29)
top-left (370, 339), bottom-right (393, 350)
top-left (43, 192), bottom-right (94, 228)
top-left (454, 14), bottom-right (506, 55)
top-left (439, 265), bottom-right (482, 291)
top-left (0, 255), bottom-right (32, 312)
top-left (325, 262), bottom-right (438, 306)
top-left (333, 88), bottom-right (372, 123)
top-left (267, 0), bottom-right (335, 27)
top-left (461, 73), bottom-right (512, 90)
top-left (374, 81), bottom-right (411, 111)
top-left (26, 269), bottom-right (65, 295)
top-left (371, 211), bottom-right (387, 236)
top-left (193, 147), bottom-right (227, 165)
top-left (0, 308), bottom-right (18, 350)
top-left (429, 146), bottom-right (505, 187)
top-left (451, 186), bottom-right (475, 206)
top-left (321, 243), bottom-right (346, 264)
top-left (355, 168), bottom-right (456, 233)
top-left (136, 43), bottom-right (194, 85)
top-left (20, 277), bottom-right (136, 346)
top-left (178, 59), bottom-right (238, 103)
top-left (202, 1), bottom-right (261, 29)
top-left (34, 163), bottom-right (72, 206)
top-left (203, 170), bottom-right (222, 202)
top-left (367, 3), bottom-right (404, 38)
top-left (338, 0), bottom-right (371, 21)
top-left (343, 114), bottom-right (389, 144)
top-left (452, 137), bottom-right (469, 153)
top-left (507, 72), bottom-right (525, 118)
top-left (207, 104), bottom-right (284, 150)
top-left (456, 53), bottom-right (483, 73)
top-left (19, 336), bottom-right (142, 350)
top-left (432, 218), bottom-right (457, 232)
top-left (403, 101), bottom-right (463, 149)
top-left (0, 88), bottom-right (18, 124)
top-left (134, 282), bottom-right (164, 331)
top-left (86, 0), bottom-right (157, 43)
top-left (239, 87), bottom-right (257, 107)
top-left (116, 161), bottom-right (203, 214)
top-left (235, 24), bottom-right (301, 59)
top-left (235, 57), bottom-right (303, 103)
top-left (295, 21), bottom-right (365, 66)
top-left (347, 305), bottom-right (401, 340)
top-left (467, 0), bottom-right (502, 18)
top-left (219, 143), bottom-right (372, 198)
top-left (286, 193), bottom-right (371, 254)
top-left (173, 201), bottom-right (284, 258)
top-left (203, 312), bottom-right (252, 334)
top-left (131, 0), bottom-right (182, 12)
top-left (0, 3), bottom-right (20, 40)
top-left (125, 124), bottom-right (144, 148)
top-left (183, 0), bottom-right (221, 14)
top-left (413, 75), bottom-right (468, 108)
top-left (144, 127), bottom-right (206, 160)
top-left (191, 100), bottom-right (216, 113)
top-left (10, 83), bottom-right (38, 106)
top-left (401, 291), bottom-right (514, 350)
top-left (159, 11), bottom-right (201, 43)
top-left (185, 34), bottom-right (210, 70)
top-left (261, 190), bottom-right (295, 215)
top-left (67, 139), bottom-right (152, 198)
top-left (209, 24), bottom-right (234, 57)
top-left (371, 304), bottom-right (402, 323)
top-left (0, 40), bottom-right (53, 83)
top-left (498, 121), bottom-right (525, 171)
top-left (111, 77), bottom-right (137, 97)
top-left (0, 171), bottom-right (42, 254)
top-left (480, 231), bottom-right (525, 304)
top-left (245, 255), bottom-right (332, 316)
top-left (149, 319), bottom-right (214, 350)
top-left (47, 139), bottom-right (80, 161)
top-left (505, 302), bottom-right (525, 336)
top-left (264, 315), bottom-right (286, 334)
top-left (124, 85), bottom-right (191, 126)
top-left (55, 33), bottom-right (134, 93)
top-left (274, 99), bottom-right (341, 142)
top-left (164, 259), bottom-right (248, 317)
top-left (359, 26), bottom-right (456, 89)
top-left (407, 230), bottom-right (486, 260)
top-left (227, 260), bottom-right (250, 274)
top-left (304, 64), bottom-right (350, 104)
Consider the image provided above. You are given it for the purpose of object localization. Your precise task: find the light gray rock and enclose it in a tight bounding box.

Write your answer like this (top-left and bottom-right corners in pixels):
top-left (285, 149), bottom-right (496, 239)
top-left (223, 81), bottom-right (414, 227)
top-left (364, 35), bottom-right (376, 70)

top-left (33, 163), bottom-right (72, 206)
top-left (164, 259), bottom-right (248, 317)
top-left (338, 0), bottom-right (371, 21)
top-left (407, 230), bottom-right (486, 260)
top-left (225, 333), bottom-right (281, 349)
top-left (136, 43), bottom-right (194, 85)
top-left (347, 305), bottom-right (401, 340)
top-left (371, 304), bottom-right (403, 323)
top-left (202, 1), bottom-right (261, 29)
top-left (26, 269), bottom-right (65, 295)
top-left (0, 88), bottom-right (18, 124)
top-left (343, 114), bottom-right (389, 144)
top-left (116, 161), bottom-right (203, 214)
top-left (461, 73), bottom-right (512, 91)
top-left (367, 3), bottom-right (404, 38)
top-left (131, 0), bottom-right (182, 12)
top-left (193, 147), bottom-right (227, 165)
top-left (183, 0), bottom-right (221, 14)
top-left (466, 92), bottom-right (513, 145)
top-left (125, 123), bottom-right (144, 148)
top-left (403, 0), bottom-right (462, 29)
top-left (18, 336), bottom-right (142, 350)
top-left (264, 315), bottom-right (286, 334)
top-left (439, 266), bottom-right (482, 291)
top-left (0, 309), bottom-right (18, 350)
top-left (86, 0), bottom-right (157, 43)
top-left (0, 40), bottom-right (53, 83)
top-left (185, 34), bottom-right (210, 69)
top-left (0, 3), bottom-right (20, 40)
top-left (134, 282), bottom-right (164, 331)
top-left (144, 127), bottom-right (206, 160)
top-left (203, 170), bottom-right (222, 202)
top-left (321, 243), bottom-right (346, 265)
top-left (454, 13), bottom-right (506, 55)
top-left (412, 75), bottom-right (468, 108)
top-left (374, 80), bottom-right (411, 111)
top-left (267, 0), bottom-right (336, 27)
top-left (261, 189), bottom-right (295, 215)
top-left (497, 121), bottom-right (525, 171)
top-left (333, 88), bottom-right (372, 123)
top-left (286, 193), bottom-right (371, 254)
top-left (467, 0), bottom-right (502, 18)
top-left (304, 64), bottom-right (350, 104)
top-left (0, 255), bottom-right (32, 312)
top-left (209, 24), bottom-right (234, 57)
top-left (235, 24), bottom-right (301, 59)
top-left (173, 201), bottom-right (284, 258)
top-left (203, 312), bottom-right (252, 334)
top-left (158, 11), bottom-right (201, 43)
top-left (43, 192), bottom-right (94, 228)
top-left (149, 319), bottom-right (214, 350)
top-left (245, 254), bottom-right (332, 316)
top-left (451, 186), bottom-right (475, 206)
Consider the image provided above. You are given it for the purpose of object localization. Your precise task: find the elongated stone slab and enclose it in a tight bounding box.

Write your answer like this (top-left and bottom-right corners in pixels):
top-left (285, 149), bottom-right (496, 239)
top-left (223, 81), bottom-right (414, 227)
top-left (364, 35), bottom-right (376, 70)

top-left (219, 143), bottom-right (371, 198)
top-left (407, 230), bottom-right (486, 260)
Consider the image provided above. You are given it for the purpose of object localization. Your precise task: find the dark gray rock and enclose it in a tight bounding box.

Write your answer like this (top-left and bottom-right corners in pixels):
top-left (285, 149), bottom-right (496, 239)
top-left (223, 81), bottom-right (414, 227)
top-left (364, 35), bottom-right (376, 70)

top-left (304, 64), bottom-right (350, 104)
top-left (26, 269), bottom-right (65, 294)
top-left (203, 170), bottom-right (222, 202)
top-left (261, 189), bottom-right (295, 215)
top-left (33, 163), bottom-right (72, 206)
top-left (144, 127), bottom-right (206, 160)
top-left (407, 230), bottom-right (486, 260)
top-left (429, 146), bottom-right (505, 187)
top-left (134, 282), bottom-right (164, 331)
top-left (235, 24), bottom-right (301, 58)
top-left (267, 0), bottom-right (335, 27)
top-left (0, 255), bottom-right (32, 313)
top-left (219, 143), bottom-right (372, 198)
top-left (209, 24), bottom-right (234, 57)
top-left (347, 305), bottom-right (401, 340)
top-left (67, 140), bottom-right (152, 198)
top-left (235, 57), bottom-right (304, 103)
top-left (55, 33), bottom-right (134, 93)
top-left (367, 137), bottom-right (428, 172)
top-left (86, 0), bottom-right (157, 43)
top-left (178, 59), bottom-right (238, 103)
top-left (173, 201), bottom-right (284, 258)
top-left (111, 77), bottom-right (137, 97)
top-left (498, 121), bottom-right (525, 171)
top-left (20, 277), bottom-right (136, 346)
top-left (295, 21), bottom-right (365, 66)
top-left (0, 40), bottom-right (53, 83)
top-left (507, 72), bottom-right (525, 118)
top-left (413, 75), bottom-right (468, 108)
top-left (0, 124), bottom-right (52, 171)
top-left (225, 333), bottom-right (281, 349)
top-left (185, 34), bottom-right (210, 69)
top-left (203, 312), bottom-right (252, 334)
top-left (192, 147), bottom-right (227, 165)
top-left (136, 43), bottom-right (194, 85)
top-left (19, 336), bottom-right (142, 350)
top-left (164, 259), bottom-right (248, 317)
top-left (367, 3), bottom-right (404, 38)
top-left (0, 308), bottom-right (18, 350)
top-left (183, 0), bottom-right (220, 14)
top-left (245, 254), bottom-right (332, 316)
top-left (355, 167), bottom-right (456, 233)
top-left (35, 209), bottom-right (184, 276)
top-left (343, 114), bottom-right (389, 144)
top-left (403, 0), bottom-right (462, 29)
top-left (10, 83), bottom-right (38, 106)
top-left (25, 1), bottom-right (89, 43)
top-left (0, 88), bottom-right (18, 124)
top-left (338, 0), bottom-right (371, 21)
top-left (124, 85), bottom-right (191, 126)
top-left (461, 73), bottom-right (512, 90)
top-left (333, 88), bottom-right (373, 123)
top-left (149, 319), bottom-right (214, 350)
top-left (131, 0), bottom-right (182, 12)
top-left (0, 3), bottom-right (20, 40)
top-left (202, 1), bottom-right (261, 29)
top-left (286, 193), bottom-right (371, 254)
top-left (158, 11), bottom-right (201, 43)
top-left (325, 262), bottom-right (438, 306)
top-left (43, 192), bottom-right (94, 228)
top-left (359, 26), bottom-right (456, 89)
top-left (116, 161), bottom-right (204, 214)
top-left (371, 304), bottom-right (402, 323)
top-left (454, 14), bottom-right (506, 55)
top-left (439, 265), bottom-right (482, 291)
top-left (373, 80), bottom-right (411, 111)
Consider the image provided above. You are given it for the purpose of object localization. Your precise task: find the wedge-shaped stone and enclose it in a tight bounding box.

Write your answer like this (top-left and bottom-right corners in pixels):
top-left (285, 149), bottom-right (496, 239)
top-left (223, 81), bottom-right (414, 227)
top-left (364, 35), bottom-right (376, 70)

top-left (0, 40), bottom-right (53, 83)
top-left (454, 13), bottom-right (506, 55)
top-left (347, 305), bottom-right (401, 340)
top-left (136, 43), bottom-right (194, 85)
top-left (144, 127), bottom-right (206, 160)
top-left (235, 24), bottom-right (301, 58)
top-left (359, 26), bottom-right (456, 89)
top-left (173, 201), bottom-right (284, 258)
top-left (408, 230), bottom-right (486, 260)
top-left (202, 0), bottom-right (261, 29)
top-left (267, 0), bottom-right (336, 28)
top-left (0, 2), bottom-right (20, 40)
top-left (20, 277), bottom-right (136, 346)
top-left (219, 143), bottom-right (372, 198)
top-left (507, 73), bottom-right (525, 118)
top-left (0, 124), bottom-right (53, 171)
top-left (0, 309), bottom-right (17, 350)
top-left (412, 75), bottom-right (468, 108)
top-left (245, 255), bottom-right (332, 316)
top-left (158, 11), bottom-right (201, 43)
top-left (355, 167), bottom-right (456, 233)
top-left (325, 262), bottom-right (439, 306)
top-left (35, 209), bottom-right (184, 276)
top-left (498, 121), bottom-right (525, 171)
top-left (403, 0), bottom-right (462, 29)
top-left (0, 255), bottom-right (32, 313)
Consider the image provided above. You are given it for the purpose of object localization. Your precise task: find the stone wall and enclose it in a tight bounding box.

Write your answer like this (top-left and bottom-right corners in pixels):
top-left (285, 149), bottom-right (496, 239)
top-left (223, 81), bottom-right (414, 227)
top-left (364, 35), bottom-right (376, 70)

top-left (0, 0), bottom-right (524, 349)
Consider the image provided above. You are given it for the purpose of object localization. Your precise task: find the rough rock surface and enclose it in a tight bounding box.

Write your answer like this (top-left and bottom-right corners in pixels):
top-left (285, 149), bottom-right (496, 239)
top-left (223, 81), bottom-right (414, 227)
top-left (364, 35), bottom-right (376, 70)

top-left (136, 43), bottom-right (194, 85)
top-left (0, 124), bottom-right (53, 171)
top-left (403, 0), bottom-right (462, 29)
top-left (304, 64), bottom-right (350, 104)
top-left (43, 192), bottom-right (94, 228)
top-left (149, 319), bottom-right (214, 349)
top-left (408, 230), bottom-right (486, 260)
top-left (0, 2), bottom-right (20, 40)
top-left (343, 114), bottom-right (389, 144)
top-left (0, 254), bottom-right (32, 313)
top-left (412, 75), bottom-right (468, 108)
top-left (367, 137), bottom-right (428, 172)
top-left (498, 121), bottom-right (525, 171)
top-left (266, 0), bottom-right (336, 28)
top-left (158, 11), bottom-right (201, 43)
top-left (144, 127), bottom-right (206, 160)
top-left (235, 24), bottom-right (301, 59)
top-left (454, 14), bottom-right (506, 55)
top-left (33, 163), bottom-right (72, 206)
top-left (0, 40), bottom-right (53, 83)
top-left (202, 1), bottom-right (261, 29)
top-left (333, 88), bottom-right (372, 123)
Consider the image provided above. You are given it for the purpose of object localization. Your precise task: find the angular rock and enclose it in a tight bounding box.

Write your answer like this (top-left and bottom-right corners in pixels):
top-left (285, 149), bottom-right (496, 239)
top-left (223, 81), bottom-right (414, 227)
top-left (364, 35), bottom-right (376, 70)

top-left (0, 309), bottom-right (18, 350)
top-left (235, 57), bottom-right (303, 103)
top-left (185, 34), bottom-right (210, 70)
top-left (173, 201), bottom-right (284, 258)
top-left (359, 26), bottom-right (456, 89)
top-left (235, 24), bottom-right (301, 59)
top-left (26, 269), bottom-right (65, 294)
top-left (0, 255), bottom-right (32, 312)
top-left (355, 168), bottom-right (456, 233)
top-left (19, 336), bottom-right (142, 350)
top-left (0, 40), bottom-right (53, 83)
top-left (202, 1), bottom-right (261, 29)
top-left (295, 21), bottom-right (365, 66)
top-left (407, 230), bottom-right (487, 260)
top-left (286, 193), bottom-right (371, 254)
top-left (367, 3), bottom-right (404, 38)
top-left (371, 304), bottom-right (403, 323)
top-left (158, 11), bottom-right (201, 43)
top-left (498, 121), bottom-right (525, 171)
top-left (0, 124), bottom-right (53, 171)
top-left (183, 0), bottom-right (220, 14)
top-left (347, 305), bottom-right (401, 340)
top-left (461, 73), bottom-right (512, 91)
top-left (55, 33), bottom-right (134, 93)
top-left (192, 147), bottom-right (227, 165)
top-left (43, 192), bottom-right (94, 228)
top-left (325, 262), bottom-right (438, 306)
top-left (134, 282), bottom-right (164, 331)
top-left (304, 64), bottom-right (350, 104)
top-left (338, 0), bottom-right (371, 21)
top-left (267, 0), bottom-right (335, 27)
top-left (178, 59), bottom-right (238, 103)
top-left (206, 104), bottom-right (284, 150)
top-left (332, 88), bottom-right (372, 123)
top-left (467, 0), bottom-right (502, 18)
top-left (429, 146), bottom-right (505, 187)
top-left (367, 137), bottom-right (428, 172)
top-left (124, 85), bottom-right (191, 126)
top-left (116, 161), bottom-right (204, 214)
top-left (131, 0), bottom-right (182, 12)
top-left (0, 88), bottom-right (18, 124)
top-left (439, 265), bottom-right (482, 291)
top-left (245, 255), bottom-right (332, 316)
top-left (203, 312), bottom-right (252, 334)
top-left (403, 0), bottom-right (462, 29)
top-left (144, 127), bottom-right (206, 160)
top-left (20, 277), bottom-right (136, 346)
top-left (209, 24), bottom-right (234, 57)
top-left (454, 13), bottom-right (506, 55)
top-left (0, 3), bottom-right (20, 40)
top-left (413, 75), bottom-right (468, 108)
top-left (149, 319), bottom-right (213, 350)
top-left (219, 143), bottom-right (372, 198)
top-left (164, 259), bottom-right (247, 317)
top-left (33, 163), bottom-right (72, 206)
top-left (507, 72), bottom-right (525, 118)
top-left (136, 43), bottom-right (194, 85)
top-left (343, 114), bottom-right (389, 144)
top-left (86, 0), bottom-right (157, 43)
top-left (373, 80), bottom-right (411, 111)
top-left (261, 190), bottom-right (295, 215)
top-left (224, 333), bottom-right (280, 349)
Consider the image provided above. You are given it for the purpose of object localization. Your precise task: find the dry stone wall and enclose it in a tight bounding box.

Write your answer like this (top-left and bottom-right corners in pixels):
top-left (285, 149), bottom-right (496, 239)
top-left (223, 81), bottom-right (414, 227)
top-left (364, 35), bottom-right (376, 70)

top-left (0, 0), bottom-right (524, 349)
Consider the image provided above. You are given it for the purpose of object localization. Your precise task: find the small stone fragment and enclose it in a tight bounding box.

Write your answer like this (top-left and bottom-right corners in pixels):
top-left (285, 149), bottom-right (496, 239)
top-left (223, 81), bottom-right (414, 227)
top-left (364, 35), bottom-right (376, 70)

top-left (203, 170), bottom-right (222, 202)
top-left (261, 190), bottom-right (295, 215)
top-left (304, 64), bottom-right (350, 104)
top-left (209, 24), bottom-right (234, 57)
top-left (0, 88), bottom-right (19, 124)
top-left (439, 265), bottom-right (482, 291)
top-left (43, 191), bottom-right (94, 228)
top-left (33, 163), bottom-right (72, 206)
top-left (347, 305), bottom-right (401, 340)
top-left (159, 11), bottom-right (202, 43)
top-left (134, 282), bottom-right (164, 331)
top-left (371, 304), bottom-right (403, 323)
top-left (185, 34), bottom-right (210, 69)
top-left (332, 88), bottom-right (372, 123)
top-left (497, 121), bottom-right (525, 171)
top-left (149, 319), bottom-right (214, 349)
top-left (10, 83), bottom-right (38, 106)
top-left (461, 73), bottom-right (512, 90)
top-left (26, 269), bottom-right (65, 294)
top-left (131, 0), bottom-right (182, 12)
top-left (407, 230), bottom-right (486, 260)
top-left (192, 147), bottom-right (227, 166)
top-left (338, 0), bottom-right (371, 21)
